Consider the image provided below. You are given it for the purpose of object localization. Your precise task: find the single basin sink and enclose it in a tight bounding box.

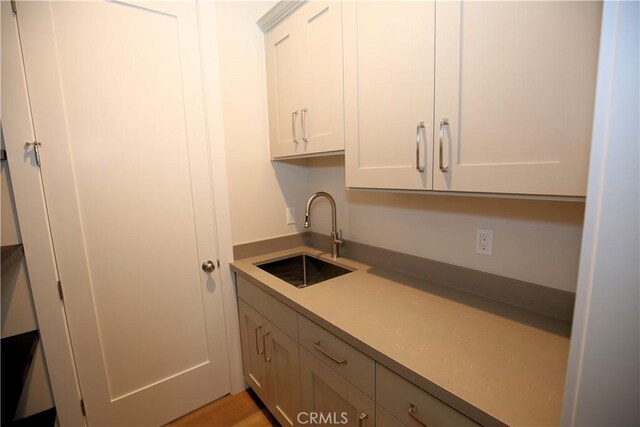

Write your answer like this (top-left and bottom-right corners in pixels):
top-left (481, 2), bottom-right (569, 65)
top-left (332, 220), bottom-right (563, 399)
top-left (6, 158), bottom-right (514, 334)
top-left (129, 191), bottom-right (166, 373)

top-left (257, 254), bottom-right (352, 288)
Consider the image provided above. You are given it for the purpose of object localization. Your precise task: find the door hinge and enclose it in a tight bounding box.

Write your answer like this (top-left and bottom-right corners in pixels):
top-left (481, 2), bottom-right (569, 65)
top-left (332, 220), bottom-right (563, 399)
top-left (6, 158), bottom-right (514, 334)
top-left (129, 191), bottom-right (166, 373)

top-left (25, 141), bottom-right (42, 167)
top-left (80, 398), bottom-right (86, 416)
top-left (11, 0), bottom-right (17, 14)
top-left (57, 281), bottom-right (64, 301)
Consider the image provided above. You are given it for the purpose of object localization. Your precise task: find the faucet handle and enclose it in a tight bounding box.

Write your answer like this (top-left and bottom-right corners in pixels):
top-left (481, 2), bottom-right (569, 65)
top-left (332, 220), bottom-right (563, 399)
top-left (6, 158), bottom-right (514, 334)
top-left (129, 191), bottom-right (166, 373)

top-left (334, 229), bottom-right (344, 245)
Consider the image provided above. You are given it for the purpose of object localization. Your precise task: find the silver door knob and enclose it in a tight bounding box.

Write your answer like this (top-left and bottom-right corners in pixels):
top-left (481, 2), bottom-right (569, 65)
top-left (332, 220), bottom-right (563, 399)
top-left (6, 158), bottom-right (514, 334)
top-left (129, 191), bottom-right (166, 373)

top-left (201, 260), bottom-right (216, 273)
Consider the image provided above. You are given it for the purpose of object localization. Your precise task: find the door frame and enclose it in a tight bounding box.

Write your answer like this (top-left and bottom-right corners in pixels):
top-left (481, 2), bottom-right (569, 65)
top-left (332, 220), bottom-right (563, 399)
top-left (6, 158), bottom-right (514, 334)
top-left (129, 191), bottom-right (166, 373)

top-left (2, 1), bottom-right (85, 424)
top-left (196, 0), bottom-right (245, 397)
top-left (1, 1), bottom-right (244, 425)
top-left (561, 1), bottom-right (639, 424)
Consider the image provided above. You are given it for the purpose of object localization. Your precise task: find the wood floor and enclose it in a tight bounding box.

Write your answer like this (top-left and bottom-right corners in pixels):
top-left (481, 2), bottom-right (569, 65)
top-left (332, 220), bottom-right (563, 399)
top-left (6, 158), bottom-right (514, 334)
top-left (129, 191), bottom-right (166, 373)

top-left (166, 390), bottom-right (279, 427)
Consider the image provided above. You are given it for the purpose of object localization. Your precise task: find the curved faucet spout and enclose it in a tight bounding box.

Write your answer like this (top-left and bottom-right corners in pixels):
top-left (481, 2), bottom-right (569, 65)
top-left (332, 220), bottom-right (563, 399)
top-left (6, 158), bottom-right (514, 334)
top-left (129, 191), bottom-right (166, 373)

top-left (304, 192), bottom-right (343, 258)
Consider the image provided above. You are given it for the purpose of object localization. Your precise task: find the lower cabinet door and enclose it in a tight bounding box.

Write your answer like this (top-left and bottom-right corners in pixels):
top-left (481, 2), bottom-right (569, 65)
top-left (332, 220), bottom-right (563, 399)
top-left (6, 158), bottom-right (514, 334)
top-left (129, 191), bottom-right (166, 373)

top-left (238, 300), bottom-right (269, 401)
top-left (264, 321), bottom-right (302, 426)
top-left (376, 405), bottom-right (405, 427)
top-left (300, 348), bottom-right (375, 427)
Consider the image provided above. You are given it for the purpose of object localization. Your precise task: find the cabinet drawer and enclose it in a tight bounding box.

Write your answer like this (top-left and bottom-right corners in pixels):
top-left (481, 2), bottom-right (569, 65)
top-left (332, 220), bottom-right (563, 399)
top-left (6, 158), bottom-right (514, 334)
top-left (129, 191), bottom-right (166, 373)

top-left (376, 365), bottom-right (479, 427)
top-left (298, 315), bottom-right (374, 398)
top-left (236, 275), bottom-right (298, 339)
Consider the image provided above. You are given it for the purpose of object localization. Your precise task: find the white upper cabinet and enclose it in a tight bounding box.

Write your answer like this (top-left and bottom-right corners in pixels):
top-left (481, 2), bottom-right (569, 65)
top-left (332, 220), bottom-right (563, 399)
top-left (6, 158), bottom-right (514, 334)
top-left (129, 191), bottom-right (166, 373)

top-left (265, 1), bottom-right (344, 159)
top-left (433, 1), bottom-right (601, 196)
top-left (344, 1), bottom-right (435, 190)
top-left (345, 1), bottom-right (601, 197)
top-left (266, 16), bottom-right (300, 159)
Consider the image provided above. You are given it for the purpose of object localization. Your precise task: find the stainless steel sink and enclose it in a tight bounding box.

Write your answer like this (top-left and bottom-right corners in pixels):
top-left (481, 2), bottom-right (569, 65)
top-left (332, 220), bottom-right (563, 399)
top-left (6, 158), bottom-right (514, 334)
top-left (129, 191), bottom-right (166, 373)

top-left (257, 254), bottom-right (352, 288)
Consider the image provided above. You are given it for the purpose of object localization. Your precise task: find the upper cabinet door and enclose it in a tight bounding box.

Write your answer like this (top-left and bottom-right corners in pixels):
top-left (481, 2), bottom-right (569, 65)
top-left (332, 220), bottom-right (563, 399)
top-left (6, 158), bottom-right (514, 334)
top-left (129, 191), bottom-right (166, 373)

top-left (265, 1), bottom-right (344, 159)
top-left (433, 1), bottom-right (602, 196)
top-left (344, 1), bottom-right (435, 190)
top-left (266, 15), bottom-right (303, 158)
top-left (297, 2), bottom-right (344, 156)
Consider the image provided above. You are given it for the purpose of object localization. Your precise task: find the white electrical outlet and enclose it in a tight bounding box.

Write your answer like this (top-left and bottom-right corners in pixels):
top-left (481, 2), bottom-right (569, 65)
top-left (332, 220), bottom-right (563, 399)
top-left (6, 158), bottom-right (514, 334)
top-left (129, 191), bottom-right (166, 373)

top-left (476, 229), bottom-right (494, 256)
top-left (286, 207), bottom-right (295, 225)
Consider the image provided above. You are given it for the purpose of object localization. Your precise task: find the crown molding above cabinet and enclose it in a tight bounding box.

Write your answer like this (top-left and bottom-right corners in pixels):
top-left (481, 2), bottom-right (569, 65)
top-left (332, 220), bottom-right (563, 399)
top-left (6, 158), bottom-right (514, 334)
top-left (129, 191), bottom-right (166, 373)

top-left (257, 0), bottom-right (308, 33)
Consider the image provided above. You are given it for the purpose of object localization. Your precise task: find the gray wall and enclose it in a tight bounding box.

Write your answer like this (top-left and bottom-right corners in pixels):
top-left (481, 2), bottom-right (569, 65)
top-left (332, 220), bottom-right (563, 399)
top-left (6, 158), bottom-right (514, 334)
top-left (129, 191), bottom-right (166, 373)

top-left (307, 156), bottom-right (584, 292)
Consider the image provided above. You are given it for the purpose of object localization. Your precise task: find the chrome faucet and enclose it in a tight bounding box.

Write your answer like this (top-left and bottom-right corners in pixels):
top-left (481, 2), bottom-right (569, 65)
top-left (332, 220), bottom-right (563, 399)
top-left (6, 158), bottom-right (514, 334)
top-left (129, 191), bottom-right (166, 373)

top-left (304, 192), bottom-right (343, 259)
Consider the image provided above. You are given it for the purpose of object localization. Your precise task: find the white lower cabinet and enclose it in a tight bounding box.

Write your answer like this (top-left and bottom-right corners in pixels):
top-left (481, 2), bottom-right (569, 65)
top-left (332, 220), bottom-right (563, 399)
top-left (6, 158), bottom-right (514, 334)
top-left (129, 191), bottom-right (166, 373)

top-left (376, 405), bottom-right (403, 427)
top-left (376, 365), bottom-right (478, 427)
top-left (300, 348), bottom-right (375, 427)
top-left (264, 318), bottom-right (301, 426)
top-left (238, 299), bottom-right (301, 426)
top-left (237, 277), bottom-right (480, 426)
top-left (238, 300), bottom-right (270, 402)
top-left (298, 315), bottom-right (375, 398)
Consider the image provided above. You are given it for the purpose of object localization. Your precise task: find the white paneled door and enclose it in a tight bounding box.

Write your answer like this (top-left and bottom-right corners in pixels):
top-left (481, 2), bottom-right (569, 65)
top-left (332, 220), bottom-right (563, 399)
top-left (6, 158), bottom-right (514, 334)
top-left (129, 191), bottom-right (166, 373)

top-left (16, 1), bottom-right (231, 425)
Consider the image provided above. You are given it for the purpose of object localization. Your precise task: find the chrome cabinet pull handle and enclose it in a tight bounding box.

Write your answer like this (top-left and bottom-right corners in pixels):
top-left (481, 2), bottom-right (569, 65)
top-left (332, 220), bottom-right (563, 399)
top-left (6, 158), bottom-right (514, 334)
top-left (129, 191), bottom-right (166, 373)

top-left (262, 331), bottom-right (271, 362)
top-left (255, 326), bottom-right (263, 355)
top-left (313, 340), bottom-right (347, 365)
top-left (358, 412), bottom-right (368, 427)
top-left (439, 118), bottom-right (449, 172)
top-left (292, 111), bottom-right (299, 144)
top-left (409, 404), bottom-right (428, 427)
top-left (416, 121), bottom-right (425, 172)
top-left (301, 108), bottom-right (308, 143)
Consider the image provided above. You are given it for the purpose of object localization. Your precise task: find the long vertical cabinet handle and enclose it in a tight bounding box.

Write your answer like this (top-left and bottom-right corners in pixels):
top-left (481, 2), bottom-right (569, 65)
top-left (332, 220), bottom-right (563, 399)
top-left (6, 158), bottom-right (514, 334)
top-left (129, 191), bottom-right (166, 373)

top-left (416, 121), bottom-right (425, 172)
top-left (292, 111), bottom-right (299, 144)
top-left (255, 326), bottom-right (263, 355)
top-left (262, 331), bottom-right (271, 362)
top-left (300, 108), bottom-right (308, 142)
top-left (439, 118), bottom-right (449, 172)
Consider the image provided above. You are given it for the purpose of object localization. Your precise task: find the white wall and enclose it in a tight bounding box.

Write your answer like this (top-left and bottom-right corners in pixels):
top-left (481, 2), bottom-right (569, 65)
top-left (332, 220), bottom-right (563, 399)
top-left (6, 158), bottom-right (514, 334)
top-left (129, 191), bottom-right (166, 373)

top-left (215, 1), bottom-right (310, 245)
top-left (216, 2), bottom-right (584, 292)
top-left (562, 2), bottom-right (639, 424)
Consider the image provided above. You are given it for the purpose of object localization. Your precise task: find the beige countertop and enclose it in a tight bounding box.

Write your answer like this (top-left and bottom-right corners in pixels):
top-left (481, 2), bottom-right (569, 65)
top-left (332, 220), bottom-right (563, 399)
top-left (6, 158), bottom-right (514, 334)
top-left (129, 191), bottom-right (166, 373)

top-left (231, 246), bottom-right (571, 427)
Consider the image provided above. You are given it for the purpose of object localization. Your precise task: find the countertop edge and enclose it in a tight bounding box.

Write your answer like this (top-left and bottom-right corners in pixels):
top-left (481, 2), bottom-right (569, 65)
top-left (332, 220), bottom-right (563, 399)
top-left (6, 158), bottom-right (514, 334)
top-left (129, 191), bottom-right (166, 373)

top-left (230, 255), bottom-right (508, 427)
